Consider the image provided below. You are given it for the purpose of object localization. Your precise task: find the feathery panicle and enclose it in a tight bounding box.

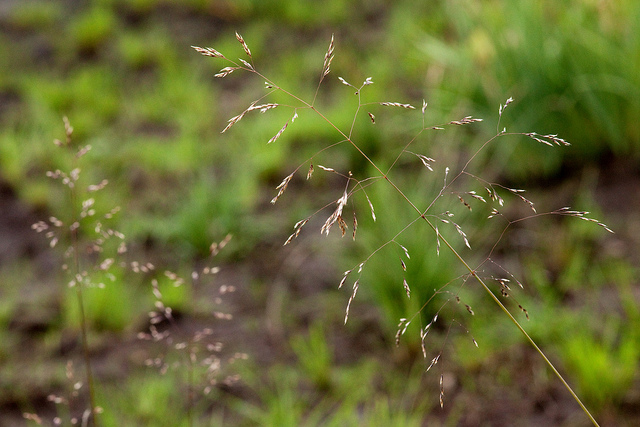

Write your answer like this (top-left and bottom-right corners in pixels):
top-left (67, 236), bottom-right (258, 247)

top-left (191, 33), bottom-right (609, 423)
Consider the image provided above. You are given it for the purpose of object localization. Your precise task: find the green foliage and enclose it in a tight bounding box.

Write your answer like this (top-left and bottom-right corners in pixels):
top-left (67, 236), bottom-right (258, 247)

top-left (69, 6), bottom-right (117, 53)
top-left (354, 182), bottom-right (458, 339)
top-left (290, 323), bottom-right (333, 390)
top-left (237, 358), bottom-right (431, 427)
top-left (63, 271), bottom-right (135, 333)
top-left (510, 210), bottom-right (640, 411)
top-left (3, 1), bottom-right (638, 425)
top-left (417, 0), bottom-right (640, 178)
top-left (7, 1), bottom-right (63, 30)
top-left (562, 326), bottom-right (638, 409)
top-left (101, 374), bottom-right (192, 427)
top-left (153, 271), bottom-right (190, 312)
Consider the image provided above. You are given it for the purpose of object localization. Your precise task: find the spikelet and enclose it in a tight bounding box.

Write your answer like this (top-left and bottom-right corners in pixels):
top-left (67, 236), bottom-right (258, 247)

top-left (379, 102), bottom-right (415, 109)
top-left (344, 279), bottom-right (360, 324)
top-left (268, 121), bottom-right (288, 144)
top-left (449, 116), bottom-right (483, 125)
top-left (215, 67), bottom-right (239, 78)
top-left (235, 32), bottom-right (252, 58)
top-left (191, 46), bottom-right (224, 58)
top-left (271, 172), bottom-right (295, 204)
top-left (322, 34), bottom-right (335, 77)
top-left (525, 132), bottom-right (571, 146)
top-left (321, 189), bottom-right (348, 236)
top-left (283, 219), bottom-right (309, 246)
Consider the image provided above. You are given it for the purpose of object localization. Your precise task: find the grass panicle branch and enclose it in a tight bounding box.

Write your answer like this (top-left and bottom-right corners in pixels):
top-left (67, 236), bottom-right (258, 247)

top-left (194, 34), bottom-right (610, 426)
top-left (138, 233), bottom-right (244, 426)
top-left (32, 117), bottom-right (103, 426)
top-left (33, 118), bottom-right (244, 425)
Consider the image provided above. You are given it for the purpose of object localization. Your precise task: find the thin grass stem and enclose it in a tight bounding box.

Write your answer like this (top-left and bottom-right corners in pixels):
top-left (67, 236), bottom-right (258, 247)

top-left (199, 39), bottom-right (601, 426)
top-left (68, 154), bottom-right (99, 427)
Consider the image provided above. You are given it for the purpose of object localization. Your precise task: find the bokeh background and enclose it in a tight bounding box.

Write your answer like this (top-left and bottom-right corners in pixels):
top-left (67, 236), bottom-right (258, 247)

top-left (1, 0), bottom-right (639, 425)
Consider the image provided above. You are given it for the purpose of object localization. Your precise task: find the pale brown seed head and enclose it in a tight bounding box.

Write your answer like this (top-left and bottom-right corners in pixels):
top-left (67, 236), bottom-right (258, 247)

top-left (191, 45), bottom-right (224, 58)
top-left (379, 102), bottom-right (415, 109)
top-left (235, 32), bottom-right (252, 58)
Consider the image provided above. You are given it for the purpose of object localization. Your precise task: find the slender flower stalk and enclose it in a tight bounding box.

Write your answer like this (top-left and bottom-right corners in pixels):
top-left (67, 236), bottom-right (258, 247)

top-left (193, 34), bottom-right (606, 426)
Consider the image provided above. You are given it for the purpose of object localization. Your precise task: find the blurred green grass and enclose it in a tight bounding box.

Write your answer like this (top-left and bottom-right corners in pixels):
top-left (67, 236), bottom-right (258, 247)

top-left (1, 0), bottom-right (639, 425)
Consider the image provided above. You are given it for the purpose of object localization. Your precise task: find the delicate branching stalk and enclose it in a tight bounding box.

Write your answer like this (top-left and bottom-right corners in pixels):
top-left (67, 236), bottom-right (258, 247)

top-left (193, 34), bottom-right (604, 426)
top-left (51, 118), bottom-right (100, 427)
top-left (139, 234), bottom-right (242, 424)
top-left (426, 218), bottom-right (600, 426)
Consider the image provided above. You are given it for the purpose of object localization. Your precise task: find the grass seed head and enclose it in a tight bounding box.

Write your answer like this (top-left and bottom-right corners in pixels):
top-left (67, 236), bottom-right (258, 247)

top-left (191, 45), bottom-right (224, 58)
top-left (235, 32), bottom-right (252, 58)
